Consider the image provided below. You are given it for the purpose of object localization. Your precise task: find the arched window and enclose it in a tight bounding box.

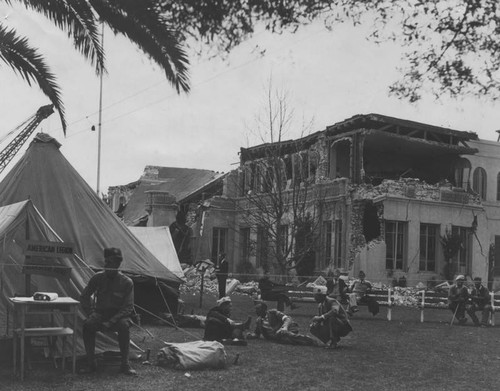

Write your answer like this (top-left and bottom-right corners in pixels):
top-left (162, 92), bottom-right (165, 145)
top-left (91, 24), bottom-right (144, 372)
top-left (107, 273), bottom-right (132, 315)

top-left (262, 161), bottom-right (273, 193)
top-left (292, 152), bottom-right (304, 183)
top-left (472, 167), bottom-right (487, 200)
top-left (242, 163), bottom-right (253, 195)
top-left (329, 139), bottom-right (351, 179)
top-left (454, 158), bottom-right (471, 189)
top-left (496, 172), bottom-right (500, 201)
top-left (283, 155), bottom-right (293, 186)
top-left (278, 158), bottom-right (287, 190)
top-left (309, 151), bottom-right (319, 180)
top-left (253, 162), bottom-right (262, 193)
top-left (299, 151), bottom-right (308, 180)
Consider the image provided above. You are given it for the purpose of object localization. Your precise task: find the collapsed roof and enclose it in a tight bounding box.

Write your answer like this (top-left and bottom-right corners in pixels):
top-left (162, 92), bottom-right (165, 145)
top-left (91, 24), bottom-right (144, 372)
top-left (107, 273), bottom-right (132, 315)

top-left (241, 113), bottom-right (479, 161)
top-left (326, 113), bottom-right (479, 157)
top-left (113, 166), bottom-right (225, 225)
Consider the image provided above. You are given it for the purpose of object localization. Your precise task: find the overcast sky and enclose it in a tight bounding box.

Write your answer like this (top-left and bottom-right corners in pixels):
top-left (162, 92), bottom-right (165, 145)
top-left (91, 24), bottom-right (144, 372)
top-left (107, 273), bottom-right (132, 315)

top-left (2, 4), bottom-right (500, 195)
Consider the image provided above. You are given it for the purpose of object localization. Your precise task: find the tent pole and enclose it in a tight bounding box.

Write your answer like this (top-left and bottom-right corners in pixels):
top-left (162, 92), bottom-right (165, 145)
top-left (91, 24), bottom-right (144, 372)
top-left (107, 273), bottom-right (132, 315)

top-left (199, 270), bottom-right (204, 308)
top-left (1, 236), bottom-right (6, 335)
top-left (24, 210), bottom-right (31, 296)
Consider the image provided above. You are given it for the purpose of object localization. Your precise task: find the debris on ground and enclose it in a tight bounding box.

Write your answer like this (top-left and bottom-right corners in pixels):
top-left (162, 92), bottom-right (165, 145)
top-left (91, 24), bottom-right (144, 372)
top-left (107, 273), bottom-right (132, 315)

top-left (179, 265), bottom-right (452, 309)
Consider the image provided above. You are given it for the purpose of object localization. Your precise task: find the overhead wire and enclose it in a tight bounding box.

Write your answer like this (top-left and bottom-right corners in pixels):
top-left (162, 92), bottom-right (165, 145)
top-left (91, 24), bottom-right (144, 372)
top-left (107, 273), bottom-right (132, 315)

top-left (59, 27), bottom-right (329, 139)
top-left (0, 261), bottom-right (494, 284)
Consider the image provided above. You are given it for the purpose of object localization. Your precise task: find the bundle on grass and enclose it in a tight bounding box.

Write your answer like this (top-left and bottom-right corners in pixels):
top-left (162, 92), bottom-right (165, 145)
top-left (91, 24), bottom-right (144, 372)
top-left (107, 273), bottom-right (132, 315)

top-left (157, 340), bottom-right (227, 370)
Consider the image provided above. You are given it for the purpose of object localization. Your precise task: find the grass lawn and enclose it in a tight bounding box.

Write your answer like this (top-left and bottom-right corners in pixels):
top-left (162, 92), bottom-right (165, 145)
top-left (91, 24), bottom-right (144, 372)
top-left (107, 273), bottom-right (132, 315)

top-left (1, 291), bottom-right (500, 391)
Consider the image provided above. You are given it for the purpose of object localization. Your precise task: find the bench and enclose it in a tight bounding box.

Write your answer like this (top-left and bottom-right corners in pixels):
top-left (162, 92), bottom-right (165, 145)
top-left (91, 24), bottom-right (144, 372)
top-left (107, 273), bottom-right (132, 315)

top-left (416, 290), bottom-right (449, 323)
top-left (417, 290), bottom-right (500, 324)
top-left (489, 291), bottom-right (500, 326)
top-left (286, 286), bottom-right (395, 321)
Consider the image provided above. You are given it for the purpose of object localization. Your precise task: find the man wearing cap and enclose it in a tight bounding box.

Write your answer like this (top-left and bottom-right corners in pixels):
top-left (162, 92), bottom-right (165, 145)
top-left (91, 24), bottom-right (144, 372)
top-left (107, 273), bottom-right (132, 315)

top-left (467, 277), bottom-right (492, 327)
top-left (310, 288), bottom-right (352, 349)
top-left (448, 275), bottom-right (469, 324)
top-left (203, 296), bottom-right (252, 342)
top-left (79, 247), bottom-right (136, 375)
top-left (247, 302), bottom-right (317, 346)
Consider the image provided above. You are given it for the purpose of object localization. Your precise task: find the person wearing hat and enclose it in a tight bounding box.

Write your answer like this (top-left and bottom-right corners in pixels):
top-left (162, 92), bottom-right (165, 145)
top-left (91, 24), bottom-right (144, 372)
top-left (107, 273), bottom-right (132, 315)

top-left (448, 275), bottom-right (469, 324)
top-left (203, 296), bottom-right (252, 342)
top-left (310, 287), bottom-right (353, 349)
top-left (79, 247), bottom-right (137, 375)
top-left (467, 277), bottom-right (492, 327)
top-left (347, 270), bottom-right (380, 316)
top-left (247, 301), bottom-right (316, 346)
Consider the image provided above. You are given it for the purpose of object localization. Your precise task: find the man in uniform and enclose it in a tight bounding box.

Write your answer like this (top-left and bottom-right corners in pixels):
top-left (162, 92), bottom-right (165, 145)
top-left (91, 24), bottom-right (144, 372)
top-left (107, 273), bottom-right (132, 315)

top-left (448, 274), bottom-right (469, 324)
top-left (79, 247), bottom-right (137, 375)
top-left (468, 277), bottom-right (492, 327)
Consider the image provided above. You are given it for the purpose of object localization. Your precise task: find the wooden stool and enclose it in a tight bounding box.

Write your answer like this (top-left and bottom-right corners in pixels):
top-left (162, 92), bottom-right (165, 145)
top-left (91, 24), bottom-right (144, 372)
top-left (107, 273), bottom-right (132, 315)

top-left (13, 327), bottom-right (75, 380)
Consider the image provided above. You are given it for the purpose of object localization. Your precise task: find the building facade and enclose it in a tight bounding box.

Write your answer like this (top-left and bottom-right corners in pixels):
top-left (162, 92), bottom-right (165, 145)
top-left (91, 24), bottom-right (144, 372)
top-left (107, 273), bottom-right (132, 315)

top-left (204, 114), bottom-right (500, 287)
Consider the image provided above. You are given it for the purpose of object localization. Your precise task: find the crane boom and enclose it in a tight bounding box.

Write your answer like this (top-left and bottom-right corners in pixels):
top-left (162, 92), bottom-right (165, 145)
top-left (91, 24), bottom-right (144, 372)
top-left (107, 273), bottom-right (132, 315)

top-left (0, 104), bottom-right (54, 175)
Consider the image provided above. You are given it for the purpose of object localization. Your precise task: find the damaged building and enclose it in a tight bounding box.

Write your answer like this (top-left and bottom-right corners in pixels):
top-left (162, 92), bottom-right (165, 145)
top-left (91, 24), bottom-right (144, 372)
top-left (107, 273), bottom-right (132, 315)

top-left (107, 166), bottom-right (226, 264)
top-left (207, 113), bottom-right (500, 286)
top-left (106, 114), bottom-right (500, 287)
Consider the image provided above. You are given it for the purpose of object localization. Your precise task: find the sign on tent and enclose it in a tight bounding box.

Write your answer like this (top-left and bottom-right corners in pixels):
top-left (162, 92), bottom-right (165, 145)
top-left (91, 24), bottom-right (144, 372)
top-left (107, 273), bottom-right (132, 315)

top-left (23, 240), bottom-right (73, 279)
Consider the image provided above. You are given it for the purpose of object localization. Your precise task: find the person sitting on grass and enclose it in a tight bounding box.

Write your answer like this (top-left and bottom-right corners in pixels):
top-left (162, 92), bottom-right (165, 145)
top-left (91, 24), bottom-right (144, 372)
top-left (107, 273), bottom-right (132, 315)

top-left (247, 301), bottom-right (316, 346)
top-left (467, 276), bottom-right (492, 327)
top-left (310, 290), bottom-right (353, 349)
top-left (347, 270), bottom-right (380, 316)
top-left (203, 296), bottom-right (252, 342)
top-left (448, 275), bottom-right (469, 325)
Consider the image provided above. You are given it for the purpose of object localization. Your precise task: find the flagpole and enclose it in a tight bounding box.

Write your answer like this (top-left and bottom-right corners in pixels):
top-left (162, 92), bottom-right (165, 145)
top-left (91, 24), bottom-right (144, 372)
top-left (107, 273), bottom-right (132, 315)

top-left (96, 22), bottom-right (104, 195)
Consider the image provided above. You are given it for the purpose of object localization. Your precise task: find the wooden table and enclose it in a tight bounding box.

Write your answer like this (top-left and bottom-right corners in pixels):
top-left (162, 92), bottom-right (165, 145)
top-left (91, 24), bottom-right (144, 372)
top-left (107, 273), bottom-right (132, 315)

top-left (9, 297), bottom-right (79, 380)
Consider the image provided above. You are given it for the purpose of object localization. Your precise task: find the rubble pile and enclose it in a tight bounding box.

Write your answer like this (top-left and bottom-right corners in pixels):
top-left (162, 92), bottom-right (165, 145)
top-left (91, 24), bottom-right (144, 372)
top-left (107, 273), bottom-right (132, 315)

top-left (180, 265), bottom-right (255, 297)
top-left (391, 287), bottom-right (424, 307)
top-left (234, 281), bottom-right (259, 297)
top-left (180, 266), bottom-right (219, 296)
top-left (180, 266), bottom-right (449, 308)
top-left (353, 178), bottom-right (441, 202)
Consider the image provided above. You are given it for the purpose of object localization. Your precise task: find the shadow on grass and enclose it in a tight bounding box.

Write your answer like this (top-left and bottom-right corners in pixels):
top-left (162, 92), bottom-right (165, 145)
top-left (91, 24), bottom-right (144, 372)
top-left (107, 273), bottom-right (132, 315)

top-left (1, 291), bottom-right (499, 391)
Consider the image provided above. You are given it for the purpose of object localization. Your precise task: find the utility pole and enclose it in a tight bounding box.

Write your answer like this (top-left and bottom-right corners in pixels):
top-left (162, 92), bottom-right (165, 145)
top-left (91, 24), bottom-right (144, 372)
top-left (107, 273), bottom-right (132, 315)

top-left (96, 22), bottom-right (104, 195)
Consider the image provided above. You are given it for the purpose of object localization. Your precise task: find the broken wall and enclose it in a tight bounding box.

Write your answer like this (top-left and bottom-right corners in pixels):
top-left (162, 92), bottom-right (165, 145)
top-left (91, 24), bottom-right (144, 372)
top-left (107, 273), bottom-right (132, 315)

top-left (347, 177), bottom-right (486, 283)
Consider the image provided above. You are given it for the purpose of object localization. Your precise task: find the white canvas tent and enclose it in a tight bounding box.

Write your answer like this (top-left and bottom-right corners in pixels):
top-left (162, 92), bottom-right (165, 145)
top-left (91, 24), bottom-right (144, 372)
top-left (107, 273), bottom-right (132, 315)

top-left (0, 200), bottom-right (123, 356)
top-left (129, 226), bottom-right (185, 281)
top-left (0, 133), bottom-right (183, 315)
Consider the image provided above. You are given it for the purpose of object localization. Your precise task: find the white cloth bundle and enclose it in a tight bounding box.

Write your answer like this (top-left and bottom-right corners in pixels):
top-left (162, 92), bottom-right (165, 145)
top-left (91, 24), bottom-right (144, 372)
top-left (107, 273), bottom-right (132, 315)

top-left (158, 340), bottom-right (227, 370)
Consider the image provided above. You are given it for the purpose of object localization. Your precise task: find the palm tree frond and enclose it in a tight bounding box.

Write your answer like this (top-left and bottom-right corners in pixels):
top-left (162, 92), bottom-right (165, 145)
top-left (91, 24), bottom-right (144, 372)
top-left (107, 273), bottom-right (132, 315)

top-left (0, 24), bottom-right (67, 133)
top-left (10, 0), bottom-right (105, 74)
top-left (89, 0), bottom-right (190, 93)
